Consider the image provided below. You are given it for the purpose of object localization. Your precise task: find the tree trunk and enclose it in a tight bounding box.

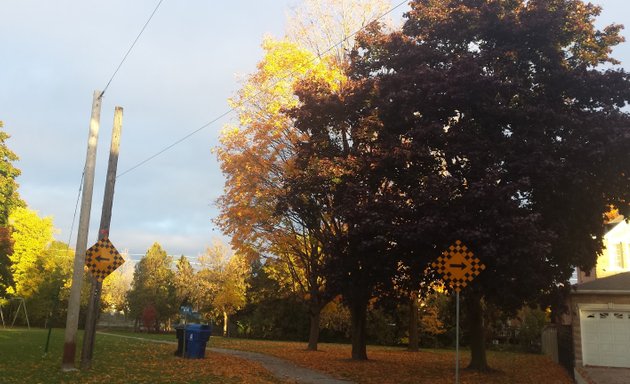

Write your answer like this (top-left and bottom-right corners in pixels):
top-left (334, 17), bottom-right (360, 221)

top-left (307, 308), bottom-right (321, 351)
top-left (350, 296), bottom-right (369, 360)
top-left (223, 311), bottom-right (228, 337)
top-left (466, 293), bottom-right (489, 371)
top-left (408, 290), bottom-right (419, 352)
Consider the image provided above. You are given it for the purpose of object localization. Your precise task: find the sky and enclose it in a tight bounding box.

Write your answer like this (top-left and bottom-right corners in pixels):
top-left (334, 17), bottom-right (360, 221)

top-left (1, 1), bottom-right (629, 263)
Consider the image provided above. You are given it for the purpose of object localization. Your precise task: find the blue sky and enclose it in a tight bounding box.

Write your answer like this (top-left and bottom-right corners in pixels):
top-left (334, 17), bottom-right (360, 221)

top-left (1, 1), bottom-right (628, 262)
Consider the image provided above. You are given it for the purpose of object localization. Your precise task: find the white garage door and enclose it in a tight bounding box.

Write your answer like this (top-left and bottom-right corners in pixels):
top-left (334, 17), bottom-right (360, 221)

top-left (581, 310), bottom-right (630, 368)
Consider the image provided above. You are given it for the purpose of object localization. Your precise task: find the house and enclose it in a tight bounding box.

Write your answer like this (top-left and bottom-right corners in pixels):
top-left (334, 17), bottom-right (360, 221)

top-left (576, 216), bottom-right (630, 283)
top-left (570, 272), bottom-right (630, 369)
top-left (569, 216), bottom-right (630, 371)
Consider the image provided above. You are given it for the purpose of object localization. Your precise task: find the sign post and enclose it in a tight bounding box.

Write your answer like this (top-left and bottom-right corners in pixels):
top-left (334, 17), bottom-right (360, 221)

top-left (81, 106), bottom-right (123, 369)
top-left (432, 240), bottom-right (485, 384)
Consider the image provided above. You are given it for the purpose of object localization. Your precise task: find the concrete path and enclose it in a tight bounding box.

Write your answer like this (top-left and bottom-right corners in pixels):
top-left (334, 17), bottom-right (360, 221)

top-left (97, 332), bottom-right (354, 384)
top-left (575, 366), bottom-right (630, 384)
top-left (209, 347), bottom-right (353, 384)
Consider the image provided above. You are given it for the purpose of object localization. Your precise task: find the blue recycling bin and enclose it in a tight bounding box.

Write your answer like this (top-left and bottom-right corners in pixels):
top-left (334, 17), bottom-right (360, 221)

top-left (182, 324), bottom-right (211, 359)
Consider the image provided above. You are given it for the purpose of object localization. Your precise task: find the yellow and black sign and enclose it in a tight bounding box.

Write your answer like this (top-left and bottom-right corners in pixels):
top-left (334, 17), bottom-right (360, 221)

top-left (431, 240), bottom-right (485, 292)
top-left (85, 237), bottom-right (124, 282)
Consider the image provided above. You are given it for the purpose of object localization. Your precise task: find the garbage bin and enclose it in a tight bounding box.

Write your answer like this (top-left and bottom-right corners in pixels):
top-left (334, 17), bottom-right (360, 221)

top-left (174, 324), bottom-right (185, 357)
top-left (182, 324), bottom-right (211, 359)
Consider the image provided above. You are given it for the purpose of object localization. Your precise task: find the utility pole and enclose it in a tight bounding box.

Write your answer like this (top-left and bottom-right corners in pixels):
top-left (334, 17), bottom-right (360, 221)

top-left (81, 106), bottom-right (123, 369)
top-left (62, 90), bottom-right (102, 371)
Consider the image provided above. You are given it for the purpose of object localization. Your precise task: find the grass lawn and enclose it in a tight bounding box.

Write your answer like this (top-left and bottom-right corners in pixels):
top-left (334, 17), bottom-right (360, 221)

top-left (0, 328), bottom-right (284, 384)
top-left (104, 330), bottom-right (574, 384)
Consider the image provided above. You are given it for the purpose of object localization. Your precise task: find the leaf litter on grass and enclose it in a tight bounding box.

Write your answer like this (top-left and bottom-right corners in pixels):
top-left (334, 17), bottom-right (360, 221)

top-left (0, 329), bottom-right (286, 384)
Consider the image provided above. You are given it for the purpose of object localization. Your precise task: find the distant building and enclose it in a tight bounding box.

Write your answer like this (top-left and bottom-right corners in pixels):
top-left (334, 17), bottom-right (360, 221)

top-left (575, 215), bottom-right (629, 284)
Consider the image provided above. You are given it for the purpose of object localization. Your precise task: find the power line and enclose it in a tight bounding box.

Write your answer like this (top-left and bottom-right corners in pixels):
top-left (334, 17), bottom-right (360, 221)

top-left (116, 0), bottom-right (408, 179)
top-left (64, 172), bottom-right (85, 250)
top-left (100, 0), bottom-right (166, 99)
top-left (64, 1), bottom-right (164, 249)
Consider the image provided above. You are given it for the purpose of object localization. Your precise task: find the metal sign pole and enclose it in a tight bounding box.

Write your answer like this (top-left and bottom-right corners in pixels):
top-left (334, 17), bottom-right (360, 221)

top-left (455, 291), bottom-right (460, 384)
top-left (431, 240), bottom-right (485, 384)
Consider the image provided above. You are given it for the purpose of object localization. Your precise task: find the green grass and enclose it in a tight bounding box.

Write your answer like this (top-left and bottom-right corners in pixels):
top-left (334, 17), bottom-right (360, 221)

top-left (0, 328), bottom-right (282, 384)
top-left (4, 329), bottom-right (572, 384)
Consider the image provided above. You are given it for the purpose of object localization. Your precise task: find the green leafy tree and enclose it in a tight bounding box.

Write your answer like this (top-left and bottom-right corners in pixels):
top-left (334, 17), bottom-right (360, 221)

top-left (0, 120), bottom-right (25, 297)
top-left (0, 121), bottom-right (24, 225)
top-left (127, 243), bottom-right (176, 331)
top-left (173, 255), bottom-right (197, 310)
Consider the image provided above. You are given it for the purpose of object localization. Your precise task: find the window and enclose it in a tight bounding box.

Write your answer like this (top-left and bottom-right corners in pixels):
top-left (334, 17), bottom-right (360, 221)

top-left (610, 242), bottom-right (626, 269)
top-left (616, 243), bottom-right (626, 268)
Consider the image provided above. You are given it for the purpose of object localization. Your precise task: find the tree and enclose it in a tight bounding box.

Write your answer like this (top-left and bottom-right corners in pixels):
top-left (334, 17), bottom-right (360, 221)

top-left (286, 0), bottom-right (393, 67)
top-left (0, 120), bottom-right (24, 297)
top-left (127, 243), bottom-right (176, 331)
top-left (287, 71), bottom-right (410, 360)
top-left (295, 0), bottom-right (630, 369)
top-left (173, 255), bottom-right (197, 309)
top-left (0, 121), bottom-right (24, 226)
top-left (101, 259), bottom-right (133, 314)
top-left (197, 240), bottom-right (249, 337)
top-left (4, 206), bottom-right (72, 324)
top-left (7, 207), bottom-right (54, 298)
top-left (217, 0), bottom-right (392, 352)
top-left (26, 240), bottom-right (74, 325)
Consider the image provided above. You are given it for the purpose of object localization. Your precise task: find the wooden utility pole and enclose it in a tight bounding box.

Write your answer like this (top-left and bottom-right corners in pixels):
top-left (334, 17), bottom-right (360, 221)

top-left (81, 106), bottom-right (123, 369)
top-left (62, 90), bottom-right (102, 371)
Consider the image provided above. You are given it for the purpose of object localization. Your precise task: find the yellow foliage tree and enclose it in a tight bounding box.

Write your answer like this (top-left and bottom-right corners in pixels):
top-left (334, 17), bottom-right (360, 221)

top-left (216, 0), bottom-right (391, 351)
top-left (197, 240), bottom-right (249, 337)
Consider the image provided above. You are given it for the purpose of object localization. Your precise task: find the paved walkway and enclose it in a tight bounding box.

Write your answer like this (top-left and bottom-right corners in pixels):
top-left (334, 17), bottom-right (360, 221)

top-left (575, 366), bottom-right (630, 384)
top-left (209, 347), bottom-right (353, 384)
top-left (97, 332), bottom-right (354, 384)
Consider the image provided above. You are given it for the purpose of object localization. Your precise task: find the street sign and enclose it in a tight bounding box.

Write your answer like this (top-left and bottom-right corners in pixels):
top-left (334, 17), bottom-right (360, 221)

top-left (431, 240), bottom-right (485, 292)
top-left (431, 240), bottom-right (485, 384)
top-left (85, 238), bottom-right (124, 282)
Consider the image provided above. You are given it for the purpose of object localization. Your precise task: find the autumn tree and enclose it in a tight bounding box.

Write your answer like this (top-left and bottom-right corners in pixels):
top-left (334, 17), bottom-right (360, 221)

top-left (7, 207), bottom-right (54, 298)
top-left (217, 0), bottom-right (392, 351)
top-left (287, 68), bottom-right (414, 359)
top-left (101, 258), bottom-right (133, 314)
top-left (286, 0), bottom-right (393, 67)
top-left (290, 0), bottom-right (630, 368)
top-left (26, 240), bottom-right (74, 325)
top-left (196, 240), bottom-right (249, 337)
top-left (4, 207), bottom-right (73, 324)
top-left (127, 243), bottom-right (176, 331)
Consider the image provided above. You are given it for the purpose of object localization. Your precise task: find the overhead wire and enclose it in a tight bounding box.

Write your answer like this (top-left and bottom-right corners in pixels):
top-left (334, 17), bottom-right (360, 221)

top-left (100, 0), bottom-right (166, 99)
top-left (64, 0), bottom-right (164, 246)
top-left (66, 0), bottom-right (407, 253)
top-left (115, 0), bottom-right (409, 179)
top-left (65, 172), bottom-right (85, 254)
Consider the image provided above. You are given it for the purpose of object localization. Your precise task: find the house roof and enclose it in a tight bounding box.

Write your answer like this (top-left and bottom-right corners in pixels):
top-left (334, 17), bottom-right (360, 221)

top-left (604, 215), bottom-right (626, 234)
top-left (573, 272), bottom-right (630, 294)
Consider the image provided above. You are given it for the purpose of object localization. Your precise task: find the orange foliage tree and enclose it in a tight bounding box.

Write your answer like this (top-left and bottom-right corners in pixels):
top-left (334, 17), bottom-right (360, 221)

top-left (216, 0), bottom-right (392, 351)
